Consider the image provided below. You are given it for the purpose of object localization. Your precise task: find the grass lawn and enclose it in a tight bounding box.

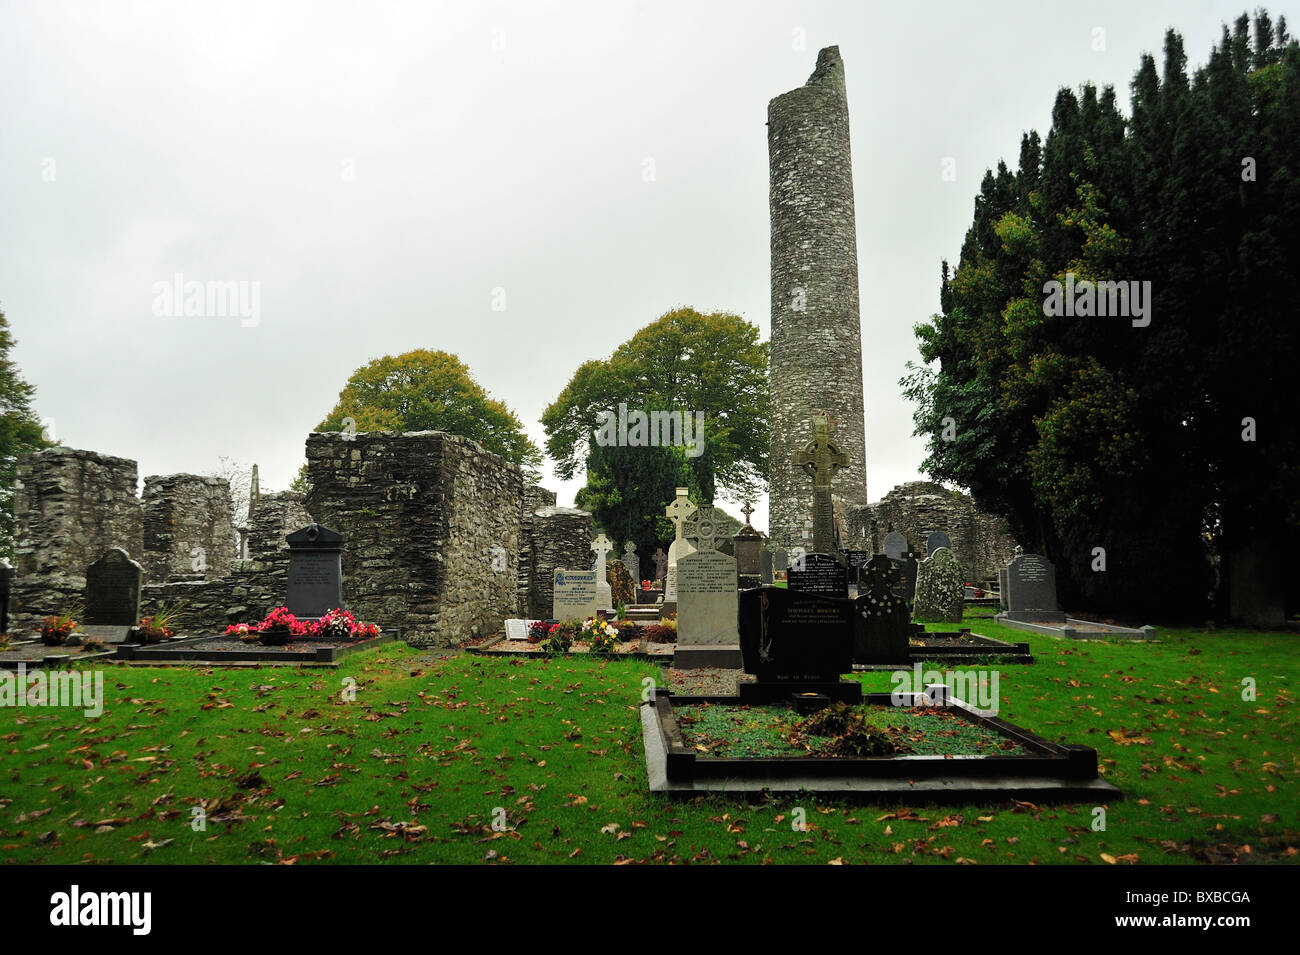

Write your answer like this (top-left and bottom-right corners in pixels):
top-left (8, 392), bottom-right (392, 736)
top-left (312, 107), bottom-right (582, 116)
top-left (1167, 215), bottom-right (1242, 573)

top-left (1, 613), bottom-right (1296, 865)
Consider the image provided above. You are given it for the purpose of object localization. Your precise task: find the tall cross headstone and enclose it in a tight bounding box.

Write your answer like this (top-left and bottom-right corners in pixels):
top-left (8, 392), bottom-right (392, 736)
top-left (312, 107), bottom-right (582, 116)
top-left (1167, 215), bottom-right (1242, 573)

top-left (684, 505), bottom-right (721, 552)
top-left (794, 411), bottom-right (849, 556)
top-left (622, 540), bottom-right (640, 586)
top-left (663, 488), bottom-right (697, 608)
top-left (652, 548), bottom-right (668, 581)
top-left (741, 502), bottom-right (754, 527)
top-left (591, 533), bottom-right (615, 612)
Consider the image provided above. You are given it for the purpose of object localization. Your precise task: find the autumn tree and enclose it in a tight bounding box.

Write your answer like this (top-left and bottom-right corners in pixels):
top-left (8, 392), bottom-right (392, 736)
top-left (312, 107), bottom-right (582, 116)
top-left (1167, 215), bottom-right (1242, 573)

top-left (313, 349), bottom-right (542, 475)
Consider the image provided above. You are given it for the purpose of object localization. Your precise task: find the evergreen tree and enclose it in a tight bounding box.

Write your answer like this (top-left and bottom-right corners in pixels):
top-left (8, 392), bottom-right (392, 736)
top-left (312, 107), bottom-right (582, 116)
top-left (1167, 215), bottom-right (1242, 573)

top-left (0, 309), bottom-right (56, 561)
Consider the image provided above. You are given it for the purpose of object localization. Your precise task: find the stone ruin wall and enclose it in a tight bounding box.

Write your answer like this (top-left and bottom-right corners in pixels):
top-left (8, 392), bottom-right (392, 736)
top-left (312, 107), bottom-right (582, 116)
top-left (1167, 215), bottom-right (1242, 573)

top-left (8, 439), bottom-right (578, 644)
top-left (142, 474), bottom-right (236, 581)
top-left (305, 430), bottom-right (565, 648)
top-left (845, 481), bottom-right (1019, 584)
top-left (526, 506), bottom-right (594, 620)
top-left (14, 447), bottom-right (143, 577)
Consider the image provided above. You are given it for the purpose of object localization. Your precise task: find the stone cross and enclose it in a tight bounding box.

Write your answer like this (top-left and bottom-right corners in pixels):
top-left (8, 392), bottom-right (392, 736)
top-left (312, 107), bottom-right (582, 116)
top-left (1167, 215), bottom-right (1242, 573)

top-left (664, 487), bottom-right (697, 543)
top-left (742, 502), bottom-right (754, 526)
top-left (795, 410), bottom-right (848, 555)
top-left (684, 505), bottom-right (720, 552)
top-left (652, 548), bottom-right (668, 579)
top-left (591, 533), bottom-right (614, 578)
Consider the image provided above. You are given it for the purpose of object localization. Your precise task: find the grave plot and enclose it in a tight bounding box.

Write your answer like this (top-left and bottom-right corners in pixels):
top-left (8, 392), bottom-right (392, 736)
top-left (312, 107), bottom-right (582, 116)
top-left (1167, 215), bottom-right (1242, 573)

top-left (470, 618), bottom-right (674, 660)
top-left (117, 628), bottom-right (397, 666)
top-left (642, 687), bottom-right (1120, 802)
top-left (994, 555), bottom-right (1157, 640)
top-left (0, 638), bottom-right (116, 670)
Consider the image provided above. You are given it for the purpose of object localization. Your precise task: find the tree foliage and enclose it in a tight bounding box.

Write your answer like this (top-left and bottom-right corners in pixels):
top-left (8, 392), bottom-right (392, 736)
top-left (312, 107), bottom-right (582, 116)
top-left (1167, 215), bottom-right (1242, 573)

top-left (315, 349), bottom-right (542, 475)
top-left (0, 309), bottom-right (56, 560)
top-left (904, 12), bottom-right (1300, 620)
top-left (542, 307), bottom-right (768, 502)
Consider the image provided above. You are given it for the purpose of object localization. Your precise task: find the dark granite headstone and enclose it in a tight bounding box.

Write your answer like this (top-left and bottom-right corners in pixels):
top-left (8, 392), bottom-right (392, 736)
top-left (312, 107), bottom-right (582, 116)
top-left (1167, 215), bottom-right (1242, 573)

top-left (84, 548), bottom-right (143, 627)
top-left (998, 566), bottom-right (1009, 610)
top-left (760, 550), bottom-right (774, 585)
top-left (889, 553), bottom-right (919, 605)
top-left (854, 556), bottom-right (911, 663)
top-left (840, 549), bottom-right (871, 578)
top-left (0, 558), bottom-right (13, 634)
top-left (925, 531), bottom-right (952, 557)
top-left (787, 552), bottom-right (848, 597)
top-left (737, 587), bottom-right (856, 690)
top-left (773, 547), bottom-right (789, 574)
top-left (1004, 554), bottom-right (1058, 612)
top-left (881, 531), bottom-right (908, 560)
top-left (285, 523), bottom-right (345, 618)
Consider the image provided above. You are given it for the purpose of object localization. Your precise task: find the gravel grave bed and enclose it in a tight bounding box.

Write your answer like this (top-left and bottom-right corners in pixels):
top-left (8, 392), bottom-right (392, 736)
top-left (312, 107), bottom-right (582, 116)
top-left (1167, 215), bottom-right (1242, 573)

top-left (0, 642), bottom-right (115, 663)
top-left (158, 635), bottom-right (378, 654)
top-left (491, 638), bottom-right (673, 656)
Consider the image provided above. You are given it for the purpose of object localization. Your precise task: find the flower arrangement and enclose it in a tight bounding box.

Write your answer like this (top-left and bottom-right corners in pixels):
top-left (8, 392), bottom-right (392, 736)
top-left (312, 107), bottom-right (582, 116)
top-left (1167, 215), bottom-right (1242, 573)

top-left (527, 620), bottom-right (550, 644)
top-left (41, 610), bottom-right (78, 646)
top-left (640, 580), bottom-right (661, 590)
top-left (581, 617), bottom-right (620, 654)
top-left (137, 602), bottom-right (183, 644)
top-left (314, 608), bottom-right (377, 642)
top-left (541, 622), bottom-right (574, 654)
top-left (225, 606), bottom-right (380, 645)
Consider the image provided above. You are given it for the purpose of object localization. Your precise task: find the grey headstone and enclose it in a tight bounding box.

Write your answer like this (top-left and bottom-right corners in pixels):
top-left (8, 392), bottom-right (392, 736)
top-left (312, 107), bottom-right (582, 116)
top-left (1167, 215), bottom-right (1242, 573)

top-left (913, 547), bottom-right (965, 623)
top-left (677, 550), bottom-right (740, 647)
top-left (285, 523), bottom-right (345, 618)
top-left (925, 531), bottom-right (952, 557)
top-left (773, 547), bottom-right (789, 573)
top-left (1004, 554), bottom-right (1059, 613)
top-left (552, 569), bottom-right (598, 620)
top-left (760, 549), bottom-right (774, 585)
top-left (622, 542), bottom-right (640, 586)
top-left (84, 548), bottom-right (143, 626)
top-left (882, 531), bottom-right (908, 560)
top-left (998, 567), bottom-right (1008, 610)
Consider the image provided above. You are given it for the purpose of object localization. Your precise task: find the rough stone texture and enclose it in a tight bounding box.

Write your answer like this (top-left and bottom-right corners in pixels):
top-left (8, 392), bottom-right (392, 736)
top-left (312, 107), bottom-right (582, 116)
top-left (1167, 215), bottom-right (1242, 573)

top-left (768, 46), bottom-right (868, 548)
top-left (8, 574), bottom-right (86, 635)
top-left (528, 506), bottom-right (593, 619)
top-left (848, 481), bottom-right (1017, 584)
top-left (912, 547), bottom-right (966, 624)
top-left (305, 430), bottom-right (523, 648)
top-left (247, 492), bottom-right (313, 561)
top-left (518, 485), bottom-right (557, 615)
top-left (14, 447), bottom-right (143, 577)
top-left (141, 474), bottom-right (236, 581)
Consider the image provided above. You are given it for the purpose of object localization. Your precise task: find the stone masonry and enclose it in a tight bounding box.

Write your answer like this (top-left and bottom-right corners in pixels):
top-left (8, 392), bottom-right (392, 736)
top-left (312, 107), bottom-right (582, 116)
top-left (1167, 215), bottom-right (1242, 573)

top-left (14, 447), bottom-right (143, 577)
top-left (767, 46), bottom-right (868, 548)
top-left (526, 506), bottom-right (594, 619)
top-left (142, 474), bottom-right (236, 581)
top-left (305, 431), bottom-right (524, 647)
top-left (847, 481), bottom-right (1018, 584)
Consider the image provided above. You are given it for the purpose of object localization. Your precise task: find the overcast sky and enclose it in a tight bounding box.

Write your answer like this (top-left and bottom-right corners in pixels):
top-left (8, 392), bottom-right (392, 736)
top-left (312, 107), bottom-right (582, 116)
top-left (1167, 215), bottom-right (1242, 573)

top-left (0, 0), bottom-right (1281, 531)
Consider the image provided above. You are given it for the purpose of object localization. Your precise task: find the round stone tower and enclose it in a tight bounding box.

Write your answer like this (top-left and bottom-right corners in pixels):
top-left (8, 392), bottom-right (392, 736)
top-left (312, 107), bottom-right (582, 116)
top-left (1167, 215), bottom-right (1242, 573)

top-left (767, 45), bottom-right (868, 548)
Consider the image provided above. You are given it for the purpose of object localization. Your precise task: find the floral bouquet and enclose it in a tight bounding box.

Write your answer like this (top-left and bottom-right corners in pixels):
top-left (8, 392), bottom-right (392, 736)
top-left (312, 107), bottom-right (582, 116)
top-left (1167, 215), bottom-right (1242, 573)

top-left (581, 617), bottom-right (620, 654)
top-left (41, 610), bottom-right (77, 647)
